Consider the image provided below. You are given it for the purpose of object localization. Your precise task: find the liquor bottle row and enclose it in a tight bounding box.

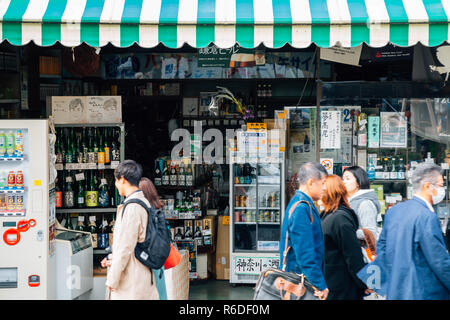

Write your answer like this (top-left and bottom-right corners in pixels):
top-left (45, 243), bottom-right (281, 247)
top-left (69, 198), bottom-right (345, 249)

top-left (0, 130), bottom-right (24, 158)
top-left (234, 210), bottom-right (281, 223)
top-left (367, 156), bottom-right (406, 181)
top-left (161, 190), bottom-right (202, 219)
top-left (56, 127), bottom-right (120, 165)
top-left (154, 158), bottom-right (194, 187)
top-left (55, 170), bottom-right (120, 209)
top-left (0, 170), bottom-right (24, 190)
top-left (62, 213), bottom-right (115, 249)
top-left (172, 219), bottom-right (212, 246)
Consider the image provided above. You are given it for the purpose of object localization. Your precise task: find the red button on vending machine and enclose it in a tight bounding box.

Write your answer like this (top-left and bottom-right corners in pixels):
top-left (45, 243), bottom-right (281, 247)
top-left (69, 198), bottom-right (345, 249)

top-left (3, 228), bottom-right (21, 246)
top-left (28, 275), bottom-right (40, 287)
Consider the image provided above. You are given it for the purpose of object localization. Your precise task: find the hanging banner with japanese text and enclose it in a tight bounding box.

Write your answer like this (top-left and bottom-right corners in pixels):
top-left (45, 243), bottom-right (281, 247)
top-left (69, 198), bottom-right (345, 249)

top-left (320, 111), bottom-right (341, 149)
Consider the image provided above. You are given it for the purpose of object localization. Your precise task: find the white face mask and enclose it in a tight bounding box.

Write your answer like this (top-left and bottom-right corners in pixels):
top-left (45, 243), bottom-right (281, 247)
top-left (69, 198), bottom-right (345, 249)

top-left (431, 185), bottom-right (446, 205)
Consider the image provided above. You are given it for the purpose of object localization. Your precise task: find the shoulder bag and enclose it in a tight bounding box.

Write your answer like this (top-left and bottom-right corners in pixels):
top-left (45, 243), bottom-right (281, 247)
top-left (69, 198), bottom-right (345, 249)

top-left (253, 200), bottom-right (323, 300)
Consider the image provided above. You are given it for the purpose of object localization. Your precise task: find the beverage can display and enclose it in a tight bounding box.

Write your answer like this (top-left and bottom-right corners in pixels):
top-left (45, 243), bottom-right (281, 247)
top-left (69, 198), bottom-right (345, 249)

top-left (0, 131), bottom-right (6, 156)
top-left (0, 194), bottom-right (6, 210)
top-left (7, 194), bottom-right (15, 211)
top-left (6, 131), bottom-right (15, 156)
top-left (15, 194), bottom-right (23, 210)
top-left (7, 171), bottom-right (15, 188)
top-left (16, 171), bottom-right (24, 188)
top-left (15, 130), bottom-right (23, 156)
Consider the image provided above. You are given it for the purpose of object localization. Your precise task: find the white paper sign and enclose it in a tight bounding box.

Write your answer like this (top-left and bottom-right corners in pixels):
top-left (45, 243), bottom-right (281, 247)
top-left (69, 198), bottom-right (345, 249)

top-left (86, 96), bottom-right (122, 123)
top-left (321, 111), bottom-right (341, 149)
top-left (234, 256), bottom-right (280, 275)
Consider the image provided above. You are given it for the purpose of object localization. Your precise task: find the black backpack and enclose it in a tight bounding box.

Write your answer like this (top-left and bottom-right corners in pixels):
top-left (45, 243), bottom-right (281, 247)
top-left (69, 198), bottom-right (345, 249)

top-left (121, 198), bottom-right (171, 283)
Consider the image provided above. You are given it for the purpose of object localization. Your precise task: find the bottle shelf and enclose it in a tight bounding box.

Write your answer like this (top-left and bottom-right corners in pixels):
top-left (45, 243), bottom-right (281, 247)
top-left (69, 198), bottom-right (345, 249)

top-left (372, 179), bottom-right (407, 183)
top-left (258, 222), bottom-right (281, 225)
top-left (235, 222), bottom-right (257, 225)
top-left (258, 207), bottom-right (280, 210)
top-left (56, 162), bottom-right (120, 171)
top-left (0, 156), bottom-right (24, 161)
top-left (156, 185), bottom-right (196, 190)
top-left (234, 184), bottom-right (256, 187)
top-left (56, 208), bottom-right (117, 214)
top-left (234, 207), bottom-right (256, 210)
top-left (0, 210), bottom-right (26, 216)
top-left (0, 188), bottom-right (25, 194)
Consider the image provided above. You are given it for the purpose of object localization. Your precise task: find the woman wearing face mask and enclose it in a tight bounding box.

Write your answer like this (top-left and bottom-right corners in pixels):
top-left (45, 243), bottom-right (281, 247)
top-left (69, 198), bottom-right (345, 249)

top-left (342, 166), bottom-right (381, 240)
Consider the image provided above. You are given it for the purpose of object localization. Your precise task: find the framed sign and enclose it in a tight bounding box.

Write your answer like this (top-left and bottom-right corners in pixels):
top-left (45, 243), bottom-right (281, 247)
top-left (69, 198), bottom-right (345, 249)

top-left (380, 112), bottom-right (407, 148)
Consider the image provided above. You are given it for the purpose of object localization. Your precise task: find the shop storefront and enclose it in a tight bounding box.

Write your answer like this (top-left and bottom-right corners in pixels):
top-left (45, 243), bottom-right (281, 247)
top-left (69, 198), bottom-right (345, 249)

top-left (0, 0), bottom-right (448, 300)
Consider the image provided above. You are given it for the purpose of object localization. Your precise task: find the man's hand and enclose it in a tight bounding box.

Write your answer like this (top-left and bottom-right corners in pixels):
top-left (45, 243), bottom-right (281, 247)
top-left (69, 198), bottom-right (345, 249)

top-left (101, 258), bottom-right (112, 268)
top-left (314, 288), bottom-right (329, 300)
top-left (365, 288), bottom-right (374, 295)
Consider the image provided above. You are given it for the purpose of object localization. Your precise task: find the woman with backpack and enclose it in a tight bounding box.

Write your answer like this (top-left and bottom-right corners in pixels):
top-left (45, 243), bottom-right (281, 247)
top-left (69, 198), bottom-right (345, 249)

top-left (139, 177), bottom-right (168, 300)
top-left (320, 175), bottom-right (372, 300)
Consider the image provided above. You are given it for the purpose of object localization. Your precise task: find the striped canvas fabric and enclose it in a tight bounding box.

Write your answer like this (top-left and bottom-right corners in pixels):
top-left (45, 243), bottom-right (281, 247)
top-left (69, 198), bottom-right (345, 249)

top-left (0, 0), bottom-right (449, 48)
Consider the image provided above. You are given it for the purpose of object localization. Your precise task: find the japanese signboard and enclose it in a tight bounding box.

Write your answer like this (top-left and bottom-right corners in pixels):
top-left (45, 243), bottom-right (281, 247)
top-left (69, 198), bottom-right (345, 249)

top-left (368, 116), bottom-right (380, 148)
top-left (320, 111), bottom-right (341, 149)
top-left (234, 256), bottom-right (280, 275)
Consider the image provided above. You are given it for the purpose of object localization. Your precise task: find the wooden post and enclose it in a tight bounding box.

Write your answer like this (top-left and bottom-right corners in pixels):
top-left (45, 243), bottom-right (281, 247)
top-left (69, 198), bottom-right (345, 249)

top-left (316, 48), bottom-right (321, 162)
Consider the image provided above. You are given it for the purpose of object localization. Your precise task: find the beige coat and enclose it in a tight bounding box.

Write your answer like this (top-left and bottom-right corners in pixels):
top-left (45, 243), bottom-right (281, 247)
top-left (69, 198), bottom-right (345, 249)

top-left (106, 190), bottom-right (159, 300)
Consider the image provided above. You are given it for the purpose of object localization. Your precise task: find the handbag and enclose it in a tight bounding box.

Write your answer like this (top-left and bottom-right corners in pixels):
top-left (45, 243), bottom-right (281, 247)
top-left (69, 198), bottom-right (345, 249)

top-left (164, 243), bottom-right (181, 270)
top-left (253, 200), bottom-right (323, 300)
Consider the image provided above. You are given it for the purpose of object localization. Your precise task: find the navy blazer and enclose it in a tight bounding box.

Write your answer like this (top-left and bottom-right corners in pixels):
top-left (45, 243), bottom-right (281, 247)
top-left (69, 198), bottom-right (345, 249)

top-left (358, 196), bottom-right (450, 300)
top-left (279, 190), bottom-right (327, 290)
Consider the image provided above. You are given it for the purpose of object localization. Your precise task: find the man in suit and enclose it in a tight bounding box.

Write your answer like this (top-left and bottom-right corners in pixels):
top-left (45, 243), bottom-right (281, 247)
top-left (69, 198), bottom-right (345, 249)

top-left (279, 162), bottom-right (329, 300)
top-left (357, 162), bottom-right (450, 300)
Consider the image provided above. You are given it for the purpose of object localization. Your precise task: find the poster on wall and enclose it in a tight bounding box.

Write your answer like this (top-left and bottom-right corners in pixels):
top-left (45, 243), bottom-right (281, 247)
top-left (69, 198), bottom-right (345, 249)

top-left (320, 111), bottom-right (341, 149)
top-left (380, 112), bottom-right (407, 148)
top-left (86, 96), bottom-right (122, 123)
top-left (285, 107), bottom-right (316, 164)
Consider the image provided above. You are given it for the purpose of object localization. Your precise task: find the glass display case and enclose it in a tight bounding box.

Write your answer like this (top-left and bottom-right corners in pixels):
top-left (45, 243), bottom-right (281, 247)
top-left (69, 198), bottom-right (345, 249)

top-left (229, 152), bottom-right (285, 284)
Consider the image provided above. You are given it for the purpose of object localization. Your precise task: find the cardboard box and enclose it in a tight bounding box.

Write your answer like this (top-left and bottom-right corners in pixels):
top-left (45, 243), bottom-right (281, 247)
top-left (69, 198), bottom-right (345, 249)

top-left (215, 215), bottom-right (230, 280)
top-left (264, 119), bottom-right (287, 152)
top-left (197, 253), bottom-right (208, 280)
top-left (47, 96), bottom-right (122, 124)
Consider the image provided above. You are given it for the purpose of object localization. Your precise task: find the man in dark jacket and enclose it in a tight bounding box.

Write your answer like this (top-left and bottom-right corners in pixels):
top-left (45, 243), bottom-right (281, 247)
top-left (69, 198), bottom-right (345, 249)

top-left (322, 205), bottom-right (368, 300)
top-left (279, 162), bottom-right (329, 299)
top-left (358, 162), bottom-right (450, 299)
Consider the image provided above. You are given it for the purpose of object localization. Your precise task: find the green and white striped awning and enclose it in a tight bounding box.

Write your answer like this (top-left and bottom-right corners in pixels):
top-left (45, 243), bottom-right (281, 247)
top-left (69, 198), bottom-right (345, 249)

top-left (0, 0), bottom-right (450, 48)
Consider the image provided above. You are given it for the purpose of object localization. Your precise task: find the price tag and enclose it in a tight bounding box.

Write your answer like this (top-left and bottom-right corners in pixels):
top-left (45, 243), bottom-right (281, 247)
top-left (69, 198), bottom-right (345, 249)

top-left (441, 163), bottom-right (449, 170)
top-left (66, 177), bottom-right (73, 183)
top-left (78, 216), bottom-right (85, 222)
top-left (65, 164), bottom-right (75, 170)
top-left (88, 163), bottom-right (97, 170)
top-left (101, 179), bottom-right (107, 186)
top-left (75, 173), bottom-right (85, 181)
top-left (89, 216), bottom-right (96, 222)
top-left (207, 120), bottom-right (214, 126)
top-left (215, 120), bottom-right (221, 126)
top-left (111, 161), bottom-right (120, 169)
top-left (98, 163), bottom-right (106, 169)
top-left (55, 164), bottom-right (64, 171)
top-left (230, 120), bottom-right (237, 125)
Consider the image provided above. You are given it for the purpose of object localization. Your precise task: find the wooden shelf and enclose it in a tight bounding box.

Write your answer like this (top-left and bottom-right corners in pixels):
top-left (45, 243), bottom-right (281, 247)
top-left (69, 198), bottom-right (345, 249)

top-left (56, 208), bottom-right (117, 214)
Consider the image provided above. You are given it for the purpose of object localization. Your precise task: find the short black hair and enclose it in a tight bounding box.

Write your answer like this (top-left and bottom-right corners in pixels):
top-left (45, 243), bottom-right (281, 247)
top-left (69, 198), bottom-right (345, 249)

top-left (343, 166), bottom-right (370, 190)
top-left (114, 160), bottom-right (143, 187)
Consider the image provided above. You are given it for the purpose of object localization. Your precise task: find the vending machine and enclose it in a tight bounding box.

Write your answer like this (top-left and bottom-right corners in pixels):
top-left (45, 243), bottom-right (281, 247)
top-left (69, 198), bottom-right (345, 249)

top-left (229, 152), bottom-right (285, 284)
top-left (0, 120), bottom-right (56, 299)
